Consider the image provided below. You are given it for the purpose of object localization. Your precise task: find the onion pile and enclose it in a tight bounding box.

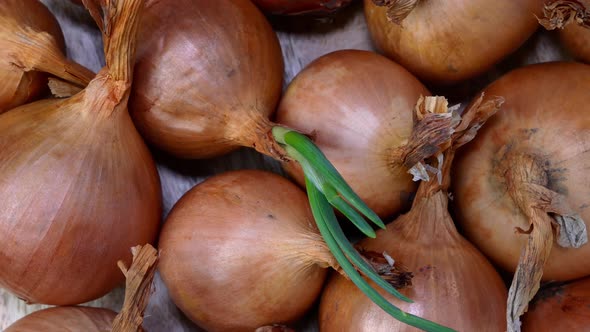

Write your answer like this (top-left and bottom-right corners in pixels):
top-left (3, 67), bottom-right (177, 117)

top-left (158, 170), bottom-right (336, 331)
top-left (0, 0), bottom-right (94, 113)
top-left (538, 0), bottom-right (590, 63)
top-left (130, 0), bottom-right (407, 322)
top-left (363, 0), bottom-right (543, 84)
top-left (452, 62), bottom-right (590, 331)
top-left (250, 0), bottom-right (353, 15)
top-left (0, 0), bottom-right (161, 306)
top-left (4, 306), bottom-right (116, 331)
top-left (319, 95), bottom-right (507, 331)
top-left (521, 277), bottom-right (590, 331)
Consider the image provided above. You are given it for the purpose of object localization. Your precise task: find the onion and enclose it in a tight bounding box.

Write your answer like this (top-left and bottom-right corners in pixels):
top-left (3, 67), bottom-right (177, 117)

top-left (521, 277), bottom-right (590, 331)
top-left (538, 0), bottom-right (590, 63)
top-left (0, 0), bottom-right (161, 305)
top-left (363, 0), bottom-right (542, 84)
top-left (250, 0), bottom-right (353, 15)
top-left (452, 62), bottom-right (590, 330)
top-left (130, 0), bottom-right (414, 322)
top-left (0, 0), bottom-right (94, 113)
top-left (319, 96), bottom-right (507, 332)
top-left (4, 306), bottom-right (117, 331)
top-left (277, 49), bottom-right (435, 219)
top-left (158, 170), bottom-right (336, 331)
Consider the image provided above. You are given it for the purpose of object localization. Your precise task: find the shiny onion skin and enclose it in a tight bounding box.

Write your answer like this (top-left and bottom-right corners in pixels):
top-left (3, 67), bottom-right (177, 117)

top-left (276, 49), bottom-right (429, 218)
top-left (0, 0), bottom-right (65, 113)
top-left (521, 277), bottom-right (590, 331)
top-left (363, 0), bottom-right (543, 84)
top-left (453, 62), bottom-right (590, 282)
top-left (5, 306), bottom-right (116, 332)
top-left (158, 170), bottom-right (334, 331)
top-left (0, 0), bottom-right (161, 305)
top-left (559, 23), bottom-right (590, 63)
top-left (319, 96), bottom-right (507, 332)
top-left (251, 0), bottom-right (353, 15)
top-left (130, 0), bottom-right (284, 159)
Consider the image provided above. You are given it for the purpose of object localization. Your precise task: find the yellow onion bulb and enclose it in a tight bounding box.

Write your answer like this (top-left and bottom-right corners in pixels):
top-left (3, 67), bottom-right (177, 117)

top-left (158, 170), bottom-right (336, 331)
top-left (130, 0), bottom-right (283, 159)
top-left (453, 62), bottom-right (590, 281)
top-left (276, 49), bottom-right (429, 219)
top-left (363, 0), bottom-right (543, 84)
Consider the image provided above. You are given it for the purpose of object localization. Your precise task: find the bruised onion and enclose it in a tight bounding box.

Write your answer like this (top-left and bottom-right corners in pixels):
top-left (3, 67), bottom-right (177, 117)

top-left (319, 96), bottom-right (507, 332)
top-left (0, 0), bottom-right (95, 113)
top-left (158, 170), bottom-right (337, 331)
top-left (250, 0), bottom-right (353, 15)
top-left (452, 62), bottom-right (590, 330)
top-left (521, 277), bottom-right (590, 331)
top-left (4, 306), bottom-right (116, 332)
top-left (364, 0), bottom-right (542, 84)
top-left (0, 0), bottom-right (161, 305)
top-left (130, 0), bottom-right (412, 321)
top-left (539, 0), bottom-right (590, 63)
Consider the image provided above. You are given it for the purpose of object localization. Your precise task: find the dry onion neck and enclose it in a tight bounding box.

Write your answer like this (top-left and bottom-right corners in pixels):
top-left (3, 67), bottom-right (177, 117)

top-left (538, 0), bottom-right (590, 29)
top-left (371, 0), bottom-right (420, 25)
top-left (493, 146), bottom-right (588, 332)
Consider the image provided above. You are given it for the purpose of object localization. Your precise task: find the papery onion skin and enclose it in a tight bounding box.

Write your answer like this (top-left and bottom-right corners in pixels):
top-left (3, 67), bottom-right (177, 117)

top-left (319, 191), bottom-right (507, 331)
top-left (363, 0), bottom-right (543, 84)
top-left (4, 306), bottom-right (116, 331)
top-left (251, 0), bottom-right (353, 15)
top-left (276, 49), bottom-right (429, 218)
top-left (0, 0), bottom-right (65, 113)
top-left (158, 170), bottom-right (330, 331)
top-left (559, 23), bottom-right (590, 63)
top-left (453, 62), bottom-right (590, 281)
top-left (521, 277), bottom-right (590, 331)
top-left (130, 0), bottom-right (283, 159)
top-left (0, 91), bottom-right (161, 305)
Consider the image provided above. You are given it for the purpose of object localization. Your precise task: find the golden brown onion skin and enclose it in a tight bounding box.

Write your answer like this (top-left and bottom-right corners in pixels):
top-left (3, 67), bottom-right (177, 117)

top-left (159, 170), bottom-right (328, 331)
top-left (559, 24), bottom-right (590, 63)
top-left (453, 62), bottom-right (590, 281)
top-left (251, 0), bottom-right (353, 15)
top-left (5, 306), bottom-right (116, 331)
top-left (319, 191), bottom-right (507, 331)
top-left (522, 277), bottom-right (590, 331)
top-left (0, 88), bottom-right (162, 305)
top-left (276, 49), bottom-right (429, 218)
top-left (0, 0), bottom-right (66, 113)
top-left (363, 0), bottom-right (542, 84)
top-left (130, 0), bottom-right (284, 159)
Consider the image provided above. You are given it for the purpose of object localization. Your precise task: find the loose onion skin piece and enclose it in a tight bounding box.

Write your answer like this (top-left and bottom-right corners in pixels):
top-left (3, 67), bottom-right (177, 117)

top-left (452, 62), bottom-right (590, 330)
top-left (363, 0), bottom-right (543, 84)
top-left (251, 0), bottom-right (353, 15)
top-left (131, 0), bottom-right (283, 159)
top-left (319, 96), bottom-right (507, 332)
top-left (4, 306), bottom-right (116, 332)
top-left (276, 49), bottom-right (428, 219)
top-left (0, 0), bottom-right (161, 305)
top-left (158, 170), bottom-right (334, 331)
top-left (0, 0), bottom-right (64, 112)
top-left (521, 277), bottom-right (590, 331)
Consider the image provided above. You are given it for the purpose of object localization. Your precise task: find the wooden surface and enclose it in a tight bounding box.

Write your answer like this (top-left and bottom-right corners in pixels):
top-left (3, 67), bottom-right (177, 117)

top-left (0, 0), bottom-right (572, 331)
